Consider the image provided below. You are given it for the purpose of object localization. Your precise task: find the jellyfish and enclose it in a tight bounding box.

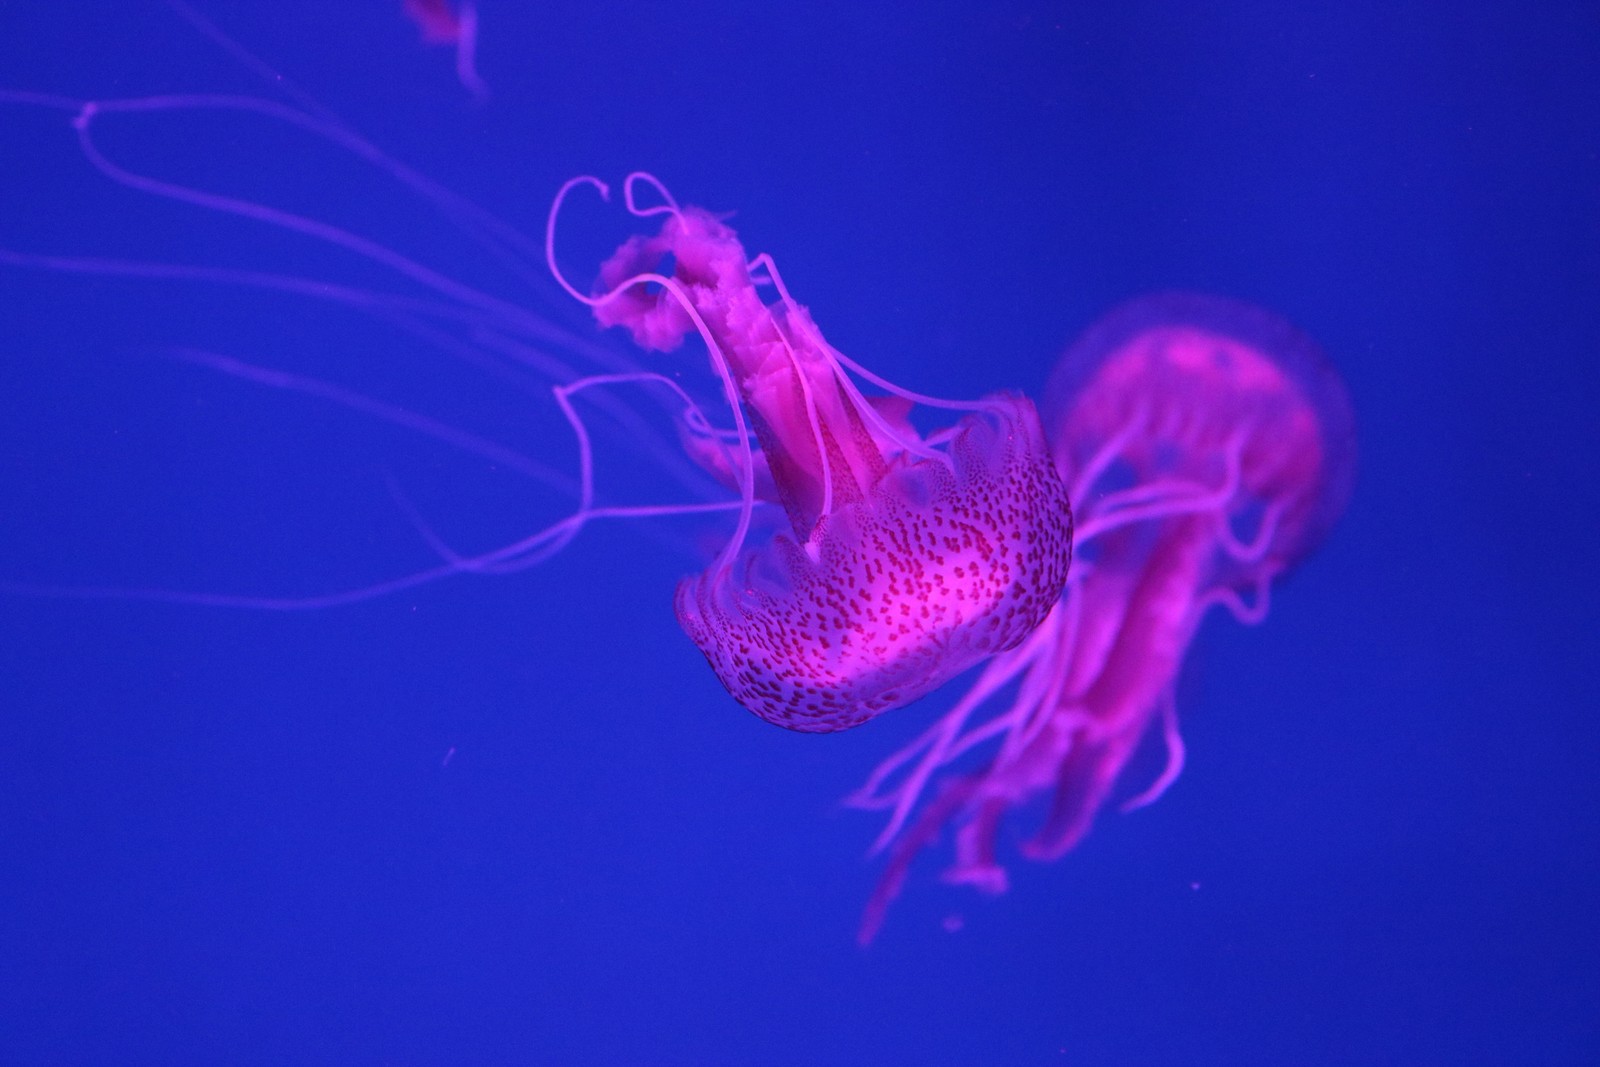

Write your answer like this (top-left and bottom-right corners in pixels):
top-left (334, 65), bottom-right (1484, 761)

top-left (3, 24), bottom-right (1072, 734)
top-left (401, 0), bottom-right (489, 101)
top-left (848, 292), bottom-right (1356, 941)
top-left (548, 176), bottom-right (1074, 733)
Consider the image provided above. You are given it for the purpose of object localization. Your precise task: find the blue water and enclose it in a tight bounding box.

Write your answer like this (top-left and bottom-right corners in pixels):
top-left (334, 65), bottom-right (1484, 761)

top-left (2, 2), bottom-right (1595, 1063)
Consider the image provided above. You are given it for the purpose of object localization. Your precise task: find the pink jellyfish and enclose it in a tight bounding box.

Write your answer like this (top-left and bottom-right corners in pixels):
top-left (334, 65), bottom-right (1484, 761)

top-left (401, 0), bottom-right (488, 101)
top-left (3, 61), bottom-right (1069, 738)
top-left (848, 292), bottom-right (1356, 941)
top-left (548, 175), bottom-right (1074, 733)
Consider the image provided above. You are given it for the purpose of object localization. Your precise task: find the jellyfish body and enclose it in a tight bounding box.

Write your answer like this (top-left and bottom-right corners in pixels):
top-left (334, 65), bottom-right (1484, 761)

top-left (850, 292), bottom-right (1355, 940)
top-left (402, 0), bottom-right (488, 100)
top-left (573, 190), bottom-right (1074, 732)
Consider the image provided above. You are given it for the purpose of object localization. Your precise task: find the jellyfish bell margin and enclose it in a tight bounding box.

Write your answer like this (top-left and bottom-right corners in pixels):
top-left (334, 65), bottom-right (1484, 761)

top-left (547, 174), bottom-right (1075, 734)
top-left (848, 292), bottom-right (1356, 943)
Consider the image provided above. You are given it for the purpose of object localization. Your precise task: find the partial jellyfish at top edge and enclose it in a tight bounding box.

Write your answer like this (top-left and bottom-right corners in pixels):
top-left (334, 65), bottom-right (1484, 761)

top-left (848, 292), bottom-right (1356, 942)
top-left (549, 175), bottom-right (1074, 733)
top-left (400, 0), bottom-right (489, 102)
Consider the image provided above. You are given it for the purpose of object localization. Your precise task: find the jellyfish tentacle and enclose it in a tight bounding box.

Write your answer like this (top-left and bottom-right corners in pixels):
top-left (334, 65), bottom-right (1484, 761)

top-left (1197, 572), bottom-right (1276, 626)
top-left (161, 347), bottom-right (569, 489)
top-left (1217, 499), bottom-right (1284, 565)
top-left (848, 617), bottom-right (1052, 849)
top-left (543, 175), bottom-right (614, 306)
top-left (8, 88), bottom-right (655, 425)
top-left (5, 84), bottom-right (578, 295)
top-left (550, 369), bottom-right (760, 552)
top-left (1067, 407), bottom-right (1148, 506)
top-left (743, 251), bottom-right (951, 472)
top-left (545, 178), bottom-right (764, 577)
top-left (988, 594), bottom-right (1082, 760)
top-left (0, 484), bottom-right (749, 609)
top-left (750, 248), bottom-right (1002, 418)
top-left (450, 3), bottom-right (488, 102)
top-left (68, 98), bottom-right (534, 323)
top-left (383, 474), bottom-right (482, 570)
top-left (764, 305), bottom-right (839, 532)
top-left (857, 774), bottom-right (984, 946)
top-left (1073, 426), bottom-right (1251, 543)
top-left (1118, 686), bottom-right (1187, 813)
top-left (5, 86), bottom-right (755, 615)
top-left (621, 171), bottom-right (684, 223)
top-left (161, 0), bottom-right (335, 123)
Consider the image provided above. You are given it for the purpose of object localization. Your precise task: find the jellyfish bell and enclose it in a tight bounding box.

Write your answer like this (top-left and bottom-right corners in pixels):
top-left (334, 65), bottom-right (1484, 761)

top-left (849, 292), bottom-right (1355, 941)
top-left (675, 398), bottom-right (1069, 734)
top-left (549, 175), bottom-right (1074, 733)
top-left (1047, 291), bottom-right (1356, 570)
top-left (1018, 292), bottom-right (1355, 851)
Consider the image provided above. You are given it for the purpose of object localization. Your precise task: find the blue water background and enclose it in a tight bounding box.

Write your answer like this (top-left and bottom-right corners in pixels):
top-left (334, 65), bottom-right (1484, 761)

top-left (2, 2), bottom-right (1595, 1063)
